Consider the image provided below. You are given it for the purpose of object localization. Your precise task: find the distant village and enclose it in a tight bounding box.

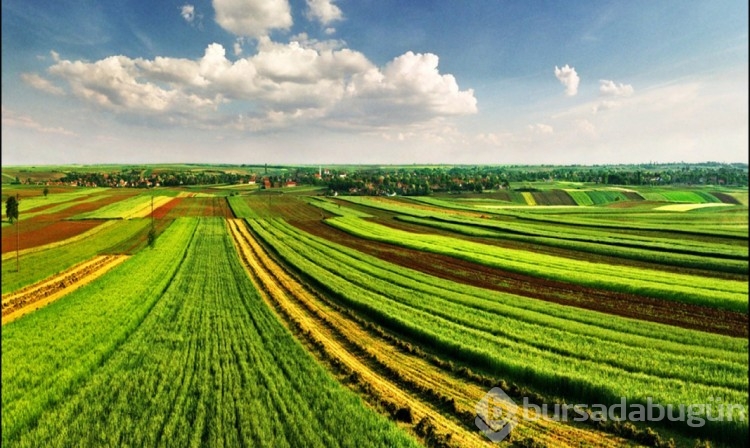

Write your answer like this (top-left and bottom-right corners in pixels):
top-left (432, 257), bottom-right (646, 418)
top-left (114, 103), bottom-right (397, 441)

top-left (9, 163), bottom-right (747, 196)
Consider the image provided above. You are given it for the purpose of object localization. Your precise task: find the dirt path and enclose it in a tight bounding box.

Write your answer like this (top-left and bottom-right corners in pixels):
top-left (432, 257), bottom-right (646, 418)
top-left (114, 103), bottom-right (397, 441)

top-left (227, 219), bottom-right (631, 447)
top-left (2, 255), bottom-right (129, 325)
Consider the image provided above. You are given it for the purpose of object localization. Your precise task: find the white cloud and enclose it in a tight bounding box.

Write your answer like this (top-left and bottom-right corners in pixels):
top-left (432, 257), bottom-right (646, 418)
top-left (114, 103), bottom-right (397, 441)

top-left (48, 55), bottom-right (220, 113)
top-left (306, 0), bottom-right (343, 26)
top-left (339, 51), bottom-right (477, 126)
top-left (21, 73), bottom-right (64, 95)
top-left (213, 0), bottom-right (292, 38)
top-left (41, 43), bottom-right (476, 132)
top-left (2, 107), bottom-right (77, 136)
top-left (180, 5), bottom-right (195, 23)
top-left (233, 40), bottom-right (243, 56)
top-left (599, 79), bottom-right (634, 97)
top-left (324, 27), bottom-right (336, 35)
top-left (554, 64), bottom-right (580, 96)
top-left (592, 100), bottom-right (619, 114)
top-left (527, 123), bottom-right (554, 134)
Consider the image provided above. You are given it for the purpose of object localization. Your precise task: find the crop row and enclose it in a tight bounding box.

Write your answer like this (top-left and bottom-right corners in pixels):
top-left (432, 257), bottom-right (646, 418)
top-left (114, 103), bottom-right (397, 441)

top-left (228, 194), bottom-right (330, 221)
top-left (228, 219), bottom-right (483, 446)
top-left (425, 213), bottom-right (747, 260)
top-left (230, 219), bottom-right (634, 447)
top-left (337, 196), bottom-right (747, 267)
top-left (327, 217), bottom-right (747, 312)
top-left (392, 216), bottom-right (747, 275)
top-left (1, 219), bottom-right (152, 294)
top-left (248, 218), bottom-right (748, 442)
top-left (304, 197), bottom-right (374, 218)
top-left (1, 218), bottom-right (199, 445)
top-left (3, 218), bottom-right (417, 447)
top-left (71, 194), bottom-right (172, 219)
top-left (404, 196), bottom-right (747, 238)
top-left (12, 188), bottom-right (108, 215)
top-left (9, 191), bottom-right (120, 222)
top-left (250, 221), bottom-right (747, 442)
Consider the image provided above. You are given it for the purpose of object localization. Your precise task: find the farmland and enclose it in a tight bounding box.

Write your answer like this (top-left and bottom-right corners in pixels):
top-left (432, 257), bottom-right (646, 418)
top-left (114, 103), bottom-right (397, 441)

top-left (1, 167), bottom-right (748, 448)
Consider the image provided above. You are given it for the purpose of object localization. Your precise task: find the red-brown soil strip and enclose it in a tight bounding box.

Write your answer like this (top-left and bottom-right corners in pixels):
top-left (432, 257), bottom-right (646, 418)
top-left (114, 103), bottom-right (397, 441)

top-left (290, 219), bottom-right (748, 338)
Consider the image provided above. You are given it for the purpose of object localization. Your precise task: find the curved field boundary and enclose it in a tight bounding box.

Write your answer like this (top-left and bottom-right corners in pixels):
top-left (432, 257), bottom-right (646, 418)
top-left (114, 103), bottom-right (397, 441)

top-left (401, 196), bottom-right (748, 239)
top-left (249, 218), bottom-right (748, 443)
top-left (228, 219), bottom-right (634, 447)
top-left (2, 255), bottom-right (129, 325)
top-left (1, 220), bottom-right (117, 261)
top-left (293, 219), bottom-right (747, 337)
top-left (327, 218), bottom-right (748, 312)
top-left (710, 192), bottom-right (742, 204)
top-left (228, 219), bottom-right (494, 447)
top-left (394, 216), bottom-right (748, 275)
top-left (424, 214), bottom-right (747, 260)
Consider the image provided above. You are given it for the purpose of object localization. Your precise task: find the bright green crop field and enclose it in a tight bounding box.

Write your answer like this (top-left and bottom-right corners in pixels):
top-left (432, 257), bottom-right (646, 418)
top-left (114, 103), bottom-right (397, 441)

top-left (2, 173), bottom-right (747, 448)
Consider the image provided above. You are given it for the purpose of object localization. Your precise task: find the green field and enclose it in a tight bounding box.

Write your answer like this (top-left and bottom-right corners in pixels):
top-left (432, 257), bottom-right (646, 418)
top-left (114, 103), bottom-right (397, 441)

top-left (2, 218), bottom-right (419, 447)
top-left (2, 166), bottom-right (748, 448)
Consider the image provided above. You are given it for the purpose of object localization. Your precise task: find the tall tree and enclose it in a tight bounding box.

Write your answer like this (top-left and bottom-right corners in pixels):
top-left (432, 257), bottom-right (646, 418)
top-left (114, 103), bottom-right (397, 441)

top-left (6, 195), bottom-right (19, 223)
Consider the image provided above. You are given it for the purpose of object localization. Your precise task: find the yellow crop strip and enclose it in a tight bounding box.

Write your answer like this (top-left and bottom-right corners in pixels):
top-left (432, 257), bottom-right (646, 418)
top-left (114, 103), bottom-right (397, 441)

top-left (521, 192), bottom-right (537, 205)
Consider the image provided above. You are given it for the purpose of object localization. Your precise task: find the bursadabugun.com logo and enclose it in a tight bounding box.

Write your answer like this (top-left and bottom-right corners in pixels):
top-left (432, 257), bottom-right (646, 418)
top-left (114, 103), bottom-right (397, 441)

top-left (476, 386), bottom-right (747, 443)
top-left (475, 387), bottom-right (517, 442)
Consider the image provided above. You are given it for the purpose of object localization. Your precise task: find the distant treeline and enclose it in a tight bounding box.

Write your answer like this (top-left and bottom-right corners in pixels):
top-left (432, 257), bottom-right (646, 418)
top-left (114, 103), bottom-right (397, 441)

top-left (21, 162), bottom-right (748, 194)
top-left (324, 163), bottom-right (748, 196)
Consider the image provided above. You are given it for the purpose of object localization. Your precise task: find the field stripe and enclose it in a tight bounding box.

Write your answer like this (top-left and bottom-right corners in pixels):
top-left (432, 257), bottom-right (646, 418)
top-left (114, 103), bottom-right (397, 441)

top-left (2, 255), bottom-right (129, 325)
top-left (230, 219), bottom-right (634, 447)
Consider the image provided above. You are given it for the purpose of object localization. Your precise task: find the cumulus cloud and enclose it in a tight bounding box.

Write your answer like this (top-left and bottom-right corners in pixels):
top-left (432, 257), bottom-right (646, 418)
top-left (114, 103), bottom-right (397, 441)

top-left (338, 51), bottom-right (477, 126)
top-left (21, 73), bottom-right (64, 95)
top-left (554, 64), bottom-right (580, 96)
top-left (48, 54), bottom-right (221, 113)
top-left (213, 0), bottom-right (292, 38)
top-left (2, 107), bottom-right (76, 136)
top-left (41, 43), bottom-right (476, 131)
top-left (599, 79), bottom-right (634, 97)
top-left (306, 0), bottom-right (343, 26)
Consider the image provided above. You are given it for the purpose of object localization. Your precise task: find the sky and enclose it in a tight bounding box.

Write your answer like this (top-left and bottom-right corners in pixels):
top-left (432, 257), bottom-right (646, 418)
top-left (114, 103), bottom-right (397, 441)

top-left (1, 0), bottom-right (748, 166)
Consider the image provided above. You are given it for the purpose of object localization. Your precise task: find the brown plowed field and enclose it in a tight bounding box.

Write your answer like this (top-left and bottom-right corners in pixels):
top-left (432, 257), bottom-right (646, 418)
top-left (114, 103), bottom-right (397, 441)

top-left (291, 219), bottom-right (748, 338)
top-left (227, 219), bottom-right (634, 447)
top-left (2, 255), bottom-right (129, 324)
top-left (151, 197), bottom-right (183, 219)
top-left (158, 197), bottom-right (234, 218)
top-left (1, 191), bottom-right (137, 253)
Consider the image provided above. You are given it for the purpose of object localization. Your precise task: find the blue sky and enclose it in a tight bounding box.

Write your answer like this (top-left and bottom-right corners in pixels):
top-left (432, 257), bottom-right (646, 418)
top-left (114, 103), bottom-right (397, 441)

top-left (2, 0), bottom-right (747, 165)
